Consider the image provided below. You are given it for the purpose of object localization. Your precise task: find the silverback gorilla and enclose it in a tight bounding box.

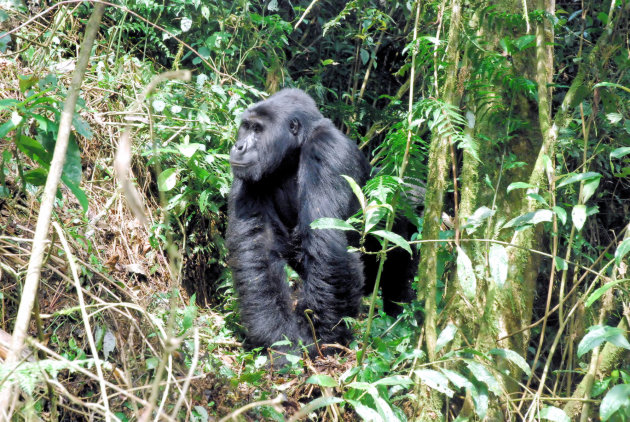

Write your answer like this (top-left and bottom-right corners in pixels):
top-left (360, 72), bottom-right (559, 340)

top-left (227, 89), bottom-right (415, 358)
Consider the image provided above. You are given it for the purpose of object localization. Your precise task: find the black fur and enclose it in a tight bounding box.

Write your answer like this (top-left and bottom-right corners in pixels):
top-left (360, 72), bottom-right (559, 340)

top-left (227, 89), bottom-right (415, 356)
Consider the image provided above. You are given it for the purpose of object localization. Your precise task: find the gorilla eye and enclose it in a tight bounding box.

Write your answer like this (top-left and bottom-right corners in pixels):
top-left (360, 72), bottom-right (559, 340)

top-left (289, 119), bottom-right (300, 135)
top-left (253, 124), bottom-right (263, 133)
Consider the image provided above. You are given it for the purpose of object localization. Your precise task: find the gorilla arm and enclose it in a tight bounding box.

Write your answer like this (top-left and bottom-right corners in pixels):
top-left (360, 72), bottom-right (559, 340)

top-left (295, 121), bottom-right (369, 346)
top-left (227, 179), bottom-right (312, 349)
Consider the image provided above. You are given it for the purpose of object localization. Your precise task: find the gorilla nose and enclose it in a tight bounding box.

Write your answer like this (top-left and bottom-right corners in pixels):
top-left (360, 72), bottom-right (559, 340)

top-left (233, 142), bottom-right (246, 153)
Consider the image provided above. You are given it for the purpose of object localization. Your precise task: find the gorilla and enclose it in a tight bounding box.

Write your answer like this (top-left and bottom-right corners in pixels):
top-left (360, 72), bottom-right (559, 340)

top-left (227, 89), bottom-right (416, 358)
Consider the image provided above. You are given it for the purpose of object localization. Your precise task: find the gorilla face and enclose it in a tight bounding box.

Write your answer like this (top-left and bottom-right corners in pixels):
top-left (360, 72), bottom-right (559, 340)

top-left (229, 89), bottom-right (323, 182)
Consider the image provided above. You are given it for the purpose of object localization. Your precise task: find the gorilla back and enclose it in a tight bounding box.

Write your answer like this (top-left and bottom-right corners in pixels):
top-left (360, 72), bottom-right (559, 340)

top-left (227, 88), bottom-right (412, 357)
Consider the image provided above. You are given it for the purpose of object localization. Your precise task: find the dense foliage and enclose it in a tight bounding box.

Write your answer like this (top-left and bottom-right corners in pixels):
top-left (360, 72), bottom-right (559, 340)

top-left (0, 0), bottom-right (628, 420)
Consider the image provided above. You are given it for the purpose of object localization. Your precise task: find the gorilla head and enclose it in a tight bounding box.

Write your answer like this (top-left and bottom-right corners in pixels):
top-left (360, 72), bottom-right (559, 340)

top-left (230, 89), bottom-right (324, 182)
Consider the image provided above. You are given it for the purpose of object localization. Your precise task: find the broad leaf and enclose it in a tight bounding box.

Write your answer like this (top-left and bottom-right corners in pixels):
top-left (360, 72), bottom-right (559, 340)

top-left (585, 279), bottom-right (627, 308)
top-left (600, 385), bottom-right (630, 421)
top-left (456, 246), bottom-right (476, 299)
top-left (342, 175), bottom-right (366, 212)
top-left (311, 217), bottom-right (357, 231)
top-left (610, 147), bottom-right (630, 159)
top-left (539, 406), bottom-right (570, 422)
top-left (488, 244), bottom-right (508, 288)
top-left (614, 238), bottom-right (630, 265)
top-left (306, 374), bottom-right (337, 387)
top-left (436, 323), bottom-right (457, 353)
top-left (572, 205), bottom-right (587, 231)
top-left (506, 182), bottom-right (535, 193)
top-left (577, 325), bottom-right (630, 357)
top-left (371, 230), bottom-right (412, 255)
top-left (414, 369), bottom-right (454, 397)
top-left (503, 209), bottom-right (553, 229)
top-left (489, 348), bottom-right (531, 377)
top-left (466, 361), bottom-right (502, 396)
top-left (464, 206), bottom-right (495, 234)
top-left (556, 172), bottom-right (601, 189)
top-left (157, 168), bottom-right (178, 192)
top-left (552, 206), bottom-right (567, 225)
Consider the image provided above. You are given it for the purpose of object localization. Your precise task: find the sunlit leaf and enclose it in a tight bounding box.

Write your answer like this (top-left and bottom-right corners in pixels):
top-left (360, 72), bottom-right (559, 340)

top-left (456, 246), bottom-right (476, 299)
top-left (466, 361), bottom-right (502, 396)
top-left (503, 209), bottom-right (553, 229)
top-left (489, 244), bottom-right (508, 288)
top-left (414, 369), bottom-right (454, 397)
top-left (311, 218), bottom-right (357, 231)
top-left (306, 374), bottom-right (337, 387)
top-left (614, 238), bottom-right (630, 265)
top-left (600, 385), bottom-right (630, 421)
top-left (157, 168), bottom-right (178, 191)
top-left (577, 325), bottom-right (630, 358)
top-left (539, 406), bottom-right (570, 422)
top-left (489, 348), bottom-right (531, 377)
top-left (371, 230), bottom-right (412, 255)
top-left (506, 182), bottom-right (534, 193)
top-left (572, 205), bottom-right (586, 231)
top-left (552, 206), bottom-right (567, 225)
top-left (585, 279), bottom-right (627, 308)
top-left (556, 172), bottom-right (601, 189)
top-left (342, 175), bottom-right (366, 211)
top-left (436, 323), bottom-right (457, 353)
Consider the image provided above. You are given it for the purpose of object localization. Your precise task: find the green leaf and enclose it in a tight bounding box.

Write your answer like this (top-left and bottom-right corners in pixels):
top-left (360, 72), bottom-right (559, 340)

top-left (306, 374), bottom-right (337, 387)
top-left (585, 279), bottom-right (627, 308)
top-left (360, 48), bottom-right (369, 65)
top-left (466, 361), bottom-right (502, 396)
top-left (582, 177), bottom-right (600, 202)
top-left (16, 135), bottom-right (52, 166)
top-left (489, 348), bottom-right (531, 377)
top-left (158, 168), bottom-right (178, 191)
top-left (342, 175), bottom-right (366, 211)
top-left (439, 368), bottom-right (471, 389)
top-left (610, 147), bottom-right (630, 159)
top-left (373, 375), bottom-right (413, 386)
top-left (146, 357), bottom-right (159, 370)
top-left (556, 172), bottom-right (601, 189)
top-left (614, 238), bottom-right (630, 265)
top-left (600, 385), bottom-right (630, 421)
top-left (503, 209), bottom-right (553, 229)
top-left (572, 205), bottom-right (586, 231)
top-left (539, 406), bottom-right (570, 422)
top-left (23, 168), bottom-right (48, 185)
top-left (488, 244), bottom-right (508, 288)
top-left (594, 82), bottom-right (630, 94)
top-left (311, 217), bottom-right (357, 231)
top-left (554, 256), bottom-right (568, 271)
top-left (0, 120), bottom-right (16, 139)
top-left (61, 175), bottom-right (89, 212)
top-left (464, 206), bottom-right (495, 234)
top-left (456, 246), bottom-right (476, 299)
top-left (371, 230), bottom-right (412, 255)
top-left (178, 143), bottom-right (205, 158)
top-left (435, 323), bottom-right (457, 353)
top-left (346, 400), bottom-right (383, 422)
top-left (552, 206), bottom-right (567, 225)
top-left (507, 181), bottom-right (535, 193)
top-left (414, 369), bottom-right (454, 397)
top-left (577, 325), bottom-right (630, 358)
top-left (365, 204), bottom-right (390, 233)
top-left (72, 114), bottom-right (93, 139)
top-left (514, 34), bottom-right (535, 50)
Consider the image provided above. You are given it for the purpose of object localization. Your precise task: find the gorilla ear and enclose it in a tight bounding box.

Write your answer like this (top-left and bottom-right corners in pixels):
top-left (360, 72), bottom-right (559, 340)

top-left (289, 118), bottom-right (300, 136)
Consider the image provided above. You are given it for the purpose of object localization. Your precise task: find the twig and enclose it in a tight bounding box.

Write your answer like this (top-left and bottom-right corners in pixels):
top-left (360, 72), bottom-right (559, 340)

top-left (218, 395), bottom-right (285, 422)
top-left (52, 222), bottom-right (112, 420)
top-left (0, 3), bottom-right (105, 417)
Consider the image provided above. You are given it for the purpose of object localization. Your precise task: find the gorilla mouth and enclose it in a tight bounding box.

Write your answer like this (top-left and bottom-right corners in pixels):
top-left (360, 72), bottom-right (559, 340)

top-left (230, 161), bottom-right (252, 167)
